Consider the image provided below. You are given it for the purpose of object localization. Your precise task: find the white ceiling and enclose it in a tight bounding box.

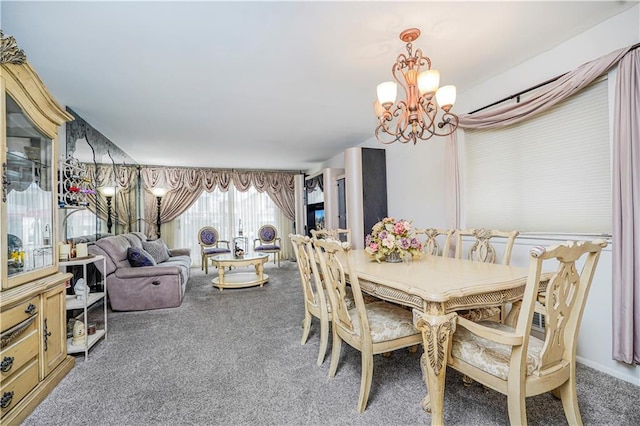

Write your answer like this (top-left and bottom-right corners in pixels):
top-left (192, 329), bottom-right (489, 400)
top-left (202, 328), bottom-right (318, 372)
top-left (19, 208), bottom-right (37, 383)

top-left (2, 1), bottom-right (636, 171)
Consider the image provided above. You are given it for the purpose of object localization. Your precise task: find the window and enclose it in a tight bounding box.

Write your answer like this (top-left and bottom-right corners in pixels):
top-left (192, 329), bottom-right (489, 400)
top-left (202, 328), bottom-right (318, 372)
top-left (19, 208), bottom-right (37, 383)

top-left (176, 185), bottom-right (292, 266)
top-left (463, 78), bottom-right (611, 234)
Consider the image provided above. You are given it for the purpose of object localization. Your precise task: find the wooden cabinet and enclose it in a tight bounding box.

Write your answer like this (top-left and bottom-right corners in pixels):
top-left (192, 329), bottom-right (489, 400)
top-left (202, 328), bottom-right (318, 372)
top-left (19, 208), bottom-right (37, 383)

top-left (41, 285), bottom-right (67, 377)
top-left (1, 33), bottom-right (75, 424)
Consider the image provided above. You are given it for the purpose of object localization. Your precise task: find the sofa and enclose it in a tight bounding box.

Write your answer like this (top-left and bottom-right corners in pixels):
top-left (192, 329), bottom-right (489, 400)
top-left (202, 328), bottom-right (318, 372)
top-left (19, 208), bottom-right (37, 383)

top-left (89, 232), bottom-right (191, 311)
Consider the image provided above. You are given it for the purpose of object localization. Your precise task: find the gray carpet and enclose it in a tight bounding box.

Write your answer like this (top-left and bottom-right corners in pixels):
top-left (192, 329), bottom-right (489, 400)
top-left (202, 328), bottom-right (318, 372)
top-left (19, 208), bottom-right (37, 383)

top-left (23, 262), bottom-right (640, 425)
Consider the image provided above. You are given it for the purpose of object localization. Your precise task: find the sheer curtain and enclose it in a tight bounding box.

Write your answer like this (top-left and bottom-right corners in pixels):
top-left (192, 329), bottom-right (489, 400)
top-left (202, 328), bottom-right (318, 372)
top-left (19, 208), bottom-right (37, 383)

top-left (175, 185), bottom-right (293, 267)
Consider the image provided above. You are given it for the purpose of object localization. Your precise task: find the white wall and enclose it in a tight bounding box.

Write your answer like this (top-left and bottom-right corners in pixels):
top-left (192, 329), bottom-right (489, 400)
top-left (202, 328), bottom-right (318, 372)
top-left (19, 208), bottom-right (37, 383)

top-left (318, 5), bottom-right (640, 384)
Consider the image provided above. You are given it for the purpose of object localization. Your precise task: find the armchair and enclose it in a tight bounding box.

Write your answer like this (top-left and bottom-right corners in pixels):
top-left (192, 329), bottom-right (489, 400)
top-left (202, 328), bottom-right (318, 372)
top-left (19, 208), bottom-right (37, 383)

top-left (253, 224), bottom-right (281, 266)
top-left (446, 240), bottom-right (607, 424)
top-left (198, 226), bottom-right (230, 274)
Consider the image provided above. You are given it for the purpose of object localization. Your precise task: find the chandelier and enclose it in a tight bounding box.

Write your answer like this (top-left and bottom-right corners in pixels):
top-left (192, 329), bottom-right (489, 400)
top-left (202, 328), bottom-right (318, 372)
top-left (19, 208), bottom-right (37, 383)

top-left (374, 28), bottom-right (459, 144)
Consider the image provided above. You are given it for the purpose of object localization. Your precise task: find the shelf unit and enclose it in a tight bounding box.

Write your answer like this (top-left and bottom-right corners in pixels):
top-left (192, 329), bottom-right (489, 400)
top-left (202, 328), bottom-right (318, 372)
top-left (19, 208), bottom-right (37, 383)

top-left (59, 254), bottom-right (107, 360)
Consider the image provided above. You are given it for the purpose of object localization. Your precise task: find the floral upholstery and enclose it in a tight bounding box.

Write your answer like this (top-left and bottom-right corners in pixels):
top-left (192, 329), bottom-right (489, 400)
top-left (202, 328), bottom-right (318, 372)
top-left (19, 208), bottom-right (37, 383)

top-left (200, 227), bottom-right (220, 245)
top-left (451, 320), bottom-right (544, 380)
top-left (259, 225), bottom-right (277, 242)
top-left (348, 301), bottom-right (418, 343)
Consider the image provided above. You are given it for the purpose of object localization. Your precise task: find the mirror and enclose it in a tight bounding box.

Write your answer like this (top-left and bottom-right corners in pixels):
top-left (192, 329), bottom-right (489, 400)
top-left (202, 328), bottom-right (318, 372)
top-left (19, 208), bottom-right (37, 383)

top-left (64, 108), bottom-right (139, 241)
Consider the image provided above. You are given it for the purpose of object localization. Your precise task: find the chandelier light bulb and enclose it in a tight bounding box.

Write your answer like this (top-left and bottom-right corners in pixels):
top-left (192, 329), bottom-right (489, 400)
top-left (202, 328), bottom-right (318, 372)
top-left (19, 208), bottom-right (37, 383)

top-left (376, 81), bottom-right (397, 107)
top-left (373, 100), bottom-right (386, 118)
top-left (435, 85), bottom-right (457, 112)
top-left (418, 70), bottom-right (440, 96)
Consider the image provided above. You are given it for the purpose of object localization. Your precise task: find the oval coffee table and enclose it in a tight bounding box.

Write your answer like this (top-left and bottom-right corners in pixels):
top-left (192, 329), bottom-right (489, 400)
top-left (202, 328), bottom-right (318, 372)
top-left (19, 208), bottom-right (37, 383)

top-left (210, 252), bottom-right (269, 290)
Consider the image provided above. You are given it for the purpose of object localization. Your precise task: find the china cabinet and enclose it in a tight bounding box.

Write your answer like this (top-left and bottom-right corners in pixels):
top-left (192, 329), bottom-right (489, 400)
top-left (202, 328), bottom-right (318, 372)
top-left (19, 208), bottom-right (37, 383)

top-left (1, 34), bottom-right (75, 424)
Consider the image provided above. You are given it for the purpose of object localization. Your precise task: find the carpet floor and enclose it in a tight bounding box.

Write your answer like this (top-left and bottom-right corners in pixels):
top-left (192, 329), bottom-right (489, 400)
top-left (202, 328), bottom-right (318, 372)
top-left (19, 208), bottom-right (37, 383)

top-left (23, 262), bottom-right (640, 425)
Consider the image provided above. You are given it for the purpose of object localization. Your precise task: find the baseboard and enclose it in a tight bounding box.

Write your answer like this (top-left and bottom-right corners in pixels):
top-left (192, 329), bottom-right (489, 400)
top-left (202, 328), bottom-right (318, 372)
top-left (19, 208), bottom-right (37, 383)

top-left (577, 355), bottom-right (639, 386)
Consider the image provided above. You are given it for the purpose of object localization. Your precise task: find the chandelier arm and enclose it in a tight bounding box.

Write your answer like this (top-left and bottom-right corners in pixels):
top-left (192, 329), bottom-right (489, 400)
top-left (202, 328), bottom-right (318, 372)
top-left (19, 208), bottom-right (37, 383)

top-left (414, 48), bottom-right (431, 70)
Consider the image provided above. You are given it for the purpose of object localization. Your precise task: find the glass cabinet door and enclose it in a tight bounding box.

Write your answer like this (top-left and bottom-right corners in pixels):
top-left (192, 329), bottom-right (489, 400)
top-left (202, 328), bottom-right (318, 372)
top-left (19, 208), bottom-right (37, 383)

top-left (5, 93), bottom-right (54, 280)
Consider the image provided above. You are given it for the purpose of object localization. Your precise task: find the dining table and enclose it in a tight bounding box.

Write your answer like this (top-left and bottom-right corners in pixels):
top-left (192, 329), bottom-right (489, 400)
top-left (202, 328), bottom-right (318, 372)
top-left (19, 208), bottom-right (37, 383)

top-left (347, 249), bottom-right (538, 425)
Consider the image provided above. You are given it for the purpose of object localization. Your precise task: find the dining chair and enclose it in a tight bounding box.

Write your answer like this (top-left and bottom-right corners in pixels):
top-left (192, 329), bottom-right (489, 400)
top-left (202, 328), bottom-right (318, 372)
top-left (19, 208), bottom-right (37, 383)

top-left (310, 228), bottom-right (352, 244)
top-left (313, 238), bottom-right (422, 413)
top-left (446, 239), bottom-right (607, 425)
top-left (454, 228), bottom-right (519, 265)
top-left (414, 228), bottom-right (454, 257)
top-left (454, 228), bottom-right (519, 322)
top-left (290, 234), bottom-right (332, 366)
top-left (197, 226), bottom-right (230, 274)
top-left (254, 224), bottom-right (281, 266)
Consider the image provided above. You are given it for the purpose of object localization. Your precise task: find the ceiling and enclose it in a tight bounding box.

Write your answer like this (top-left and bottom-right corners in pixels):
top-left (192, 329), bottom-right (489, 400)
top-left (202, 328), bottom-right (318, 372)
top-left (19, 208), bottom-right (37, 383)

top-left (2, 1), bottom-right (636, 171)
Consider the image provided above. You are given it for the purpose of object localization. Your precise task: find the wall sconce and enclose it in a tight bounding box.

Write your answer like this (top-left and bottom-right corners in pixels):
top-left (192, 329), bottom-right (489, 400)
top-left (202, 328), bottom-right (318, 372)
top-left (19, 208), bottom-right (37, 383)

top-left (99, 186), bottom-right (116, 234)
top-left (150, 187), bottom-right (168, 238)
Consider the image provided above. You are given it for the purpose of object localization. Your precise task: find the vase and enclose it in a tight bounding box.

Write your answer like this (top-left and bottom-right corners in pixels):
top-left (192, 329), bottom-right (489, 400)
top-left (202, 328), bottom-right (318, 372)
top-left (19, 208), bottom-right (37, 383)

top-left (385, 251), bottom-right (402, 263)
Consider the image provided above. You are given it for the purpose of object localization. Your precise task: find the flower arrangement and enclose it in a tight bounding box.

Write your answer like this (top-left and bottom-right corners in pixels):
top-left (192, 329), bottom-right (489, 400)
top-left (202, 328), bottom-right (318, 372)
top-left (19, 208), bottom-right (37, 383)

top-left (365, 217), bottom-right (423, 262)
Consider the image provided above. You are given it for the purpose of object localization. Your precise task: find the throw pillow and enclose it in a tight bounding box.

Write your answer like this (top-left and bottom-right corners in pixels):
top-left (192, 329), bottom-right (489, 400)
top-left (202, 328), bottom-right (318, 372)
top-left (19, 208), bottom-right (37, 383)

top-left (127, 247), bottom-right (156, 267)
top-left (142, 239), bottom-right (171, 264)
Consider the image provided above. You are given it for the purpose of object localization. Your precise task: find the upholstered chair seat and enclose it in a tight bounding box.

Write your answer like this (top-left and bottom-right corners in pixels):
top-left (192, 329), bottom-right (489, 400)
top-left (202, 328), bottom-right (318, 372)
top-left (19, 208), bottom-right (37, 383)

top-left (348, 301), bottom-right (418, 343)
top-left (452, 320), bottom-right (544, 380)
top-left (203, 247), bottom-right (232, 255)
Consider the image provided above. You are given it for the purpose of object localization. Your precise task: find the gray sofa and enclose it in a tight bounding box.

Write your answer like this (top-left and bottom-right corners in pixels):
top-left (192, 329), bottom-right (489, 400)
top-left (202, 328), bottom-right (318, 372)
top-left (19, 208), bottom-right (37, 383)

top-left (89, 232), bottom-right (191, 311)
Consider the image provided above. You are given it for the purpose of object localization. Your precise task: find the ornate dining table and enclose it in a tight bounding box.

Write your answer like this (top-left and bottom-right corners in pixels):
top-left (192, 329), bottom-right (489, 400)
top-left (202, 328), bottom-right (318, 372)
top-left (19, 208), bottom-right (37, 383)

top-left (347, 249), bottom-right (535, 425)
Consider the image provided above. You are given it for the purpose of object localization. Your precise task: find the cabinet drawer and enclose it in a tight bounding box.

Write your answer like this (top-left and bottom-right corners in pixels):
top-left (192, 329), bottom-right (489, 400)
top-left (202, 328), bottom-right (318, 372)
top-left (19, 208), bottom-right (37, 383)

top-left (1, 296), bottom-right (39, 333)
top-left (0, 358), bottom-right (38, 418)
top-left (0, 320), bottom-right (39, 383)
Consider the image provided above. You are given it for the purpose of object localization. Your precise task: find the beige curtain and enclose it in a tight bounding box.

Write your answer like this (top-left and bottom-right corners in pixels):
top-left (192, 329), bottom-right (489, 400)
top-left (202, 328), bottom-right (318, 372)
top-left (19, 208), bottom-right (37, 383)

top-left (612, 48), bottom-right (640, 365)
top-left (85, 163), bottom-right (137, 233)
top-left (445, 44), bottom-right (638, 364)
top-left (139, 167), bottom-right (297, 238)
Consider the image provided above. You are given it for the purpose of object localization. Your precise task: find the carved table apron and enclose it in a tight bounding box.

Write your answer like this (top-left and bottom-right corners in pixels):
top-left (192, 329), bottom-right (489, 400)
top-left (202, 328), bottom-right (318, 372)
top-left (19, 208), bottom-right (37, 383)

top-left (347, 250), bottom-right (541, 426)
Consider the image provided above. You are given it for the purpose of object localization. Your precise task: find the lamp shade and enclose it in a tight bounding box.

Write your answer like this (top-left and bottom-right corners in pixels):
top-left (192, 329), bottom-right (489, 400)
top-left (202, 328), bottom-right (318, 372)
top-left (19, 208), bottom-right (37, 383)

top-left (99, 186), bottom-right (116, 197)
top-left (435, 85), bottom-right (456, 111)
top-left (376, 81), bottom-right (397, 106)
top-left (373, 100), bottom-right (386, 118)
top-left (151, 187), bottom-right (168, 197)
top-left (418, 70), bottom-right (440, 95)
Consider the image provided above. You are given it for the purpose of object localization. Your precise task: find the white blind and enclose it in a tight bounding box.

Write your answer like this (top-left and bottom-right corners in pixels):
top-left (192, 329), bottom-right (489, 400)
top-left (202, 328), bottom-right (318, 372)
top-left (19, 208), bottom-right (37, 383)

top-left (464, 79), bottom-right (611, 234)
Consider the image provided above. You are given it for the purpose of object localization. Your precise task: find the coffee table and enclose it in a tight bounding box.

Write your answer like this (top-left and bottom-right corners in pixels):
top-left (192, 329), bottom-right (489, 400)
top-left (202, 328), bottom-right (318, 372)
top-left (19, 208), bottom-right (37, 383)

top-left (210, 252), bottom-right (269, 290)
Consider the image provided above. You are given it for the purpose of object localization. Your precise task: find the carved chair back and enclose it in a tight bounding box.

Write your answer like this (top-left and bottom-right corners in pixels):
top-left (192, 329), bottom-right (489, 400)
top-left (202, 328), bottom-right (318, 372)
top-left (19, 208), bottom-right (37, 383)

top-left (311, 228), bottom-right (352, 244)
top-left (313, 239), bottom-right (369, 344)
top-left (454, 228), bottom-right (519, 265)
top-left (415, 228), bottom-right (454, 257)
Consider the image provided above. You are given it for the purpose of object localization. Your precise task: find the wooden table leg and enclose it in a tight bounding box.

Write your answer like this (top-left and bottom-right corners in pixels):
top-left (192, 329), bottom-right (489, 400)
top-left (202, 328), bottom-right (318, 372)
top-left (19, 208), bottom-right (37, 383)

top-left (217, 264), bottom-right (225, 291)
top-left (413, 309), bottom-right (457, 426)
top-left (256, 262), bottom-right (264, 285)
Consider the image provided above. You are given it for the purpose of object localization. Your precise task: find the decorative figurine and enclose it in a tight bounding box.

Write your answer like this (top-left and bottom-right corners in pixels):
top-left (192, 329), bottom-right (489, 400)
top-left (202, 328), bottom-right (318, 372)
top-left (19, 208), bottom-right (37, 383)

top-left (73, 278), bottom-right (89, 300)
top-left (72, 320), bottom-right (86, 346)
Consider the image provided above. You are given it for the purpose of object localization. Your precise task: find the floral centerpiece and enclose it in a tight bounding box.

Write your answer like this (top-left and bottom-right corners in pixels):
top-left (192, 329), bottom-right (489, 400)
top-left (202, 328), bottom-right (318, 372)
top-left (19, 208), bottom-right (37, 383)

top-left (365, 217), bottom-right (423, 263)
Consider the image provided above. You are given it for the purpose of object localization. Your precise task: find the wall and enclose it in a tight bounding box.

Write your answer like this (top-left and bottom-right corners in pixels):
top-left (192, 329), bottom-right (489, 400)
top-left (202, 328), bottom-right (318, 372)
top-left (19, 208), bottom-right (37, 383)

top-left (318, 5), bottom-right (639, 384)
